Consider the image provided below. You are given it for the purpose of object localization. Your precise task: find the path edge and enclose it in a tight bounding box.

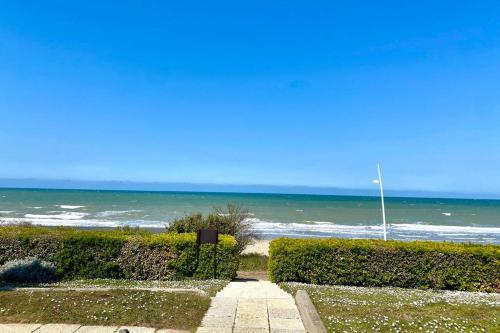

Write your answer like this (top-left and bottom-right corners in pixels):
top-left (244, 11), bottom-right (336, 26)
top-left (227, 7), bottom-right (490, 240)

top-left (295, 289), bottom-right (327, 333)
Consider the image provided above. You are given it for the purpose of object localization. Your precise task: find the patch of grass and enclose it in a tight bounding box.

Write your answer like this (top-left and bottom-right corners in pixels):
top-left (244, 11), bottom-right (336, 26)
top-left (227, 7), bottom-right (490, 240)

top-left (0, 289), bottom-right (210, 331)
top-left (281, 282), bottom-right (500, 333)
top-left (41, 278), bottom-right (229, 297)
top-left (239, 254), bottom-right (268, 271)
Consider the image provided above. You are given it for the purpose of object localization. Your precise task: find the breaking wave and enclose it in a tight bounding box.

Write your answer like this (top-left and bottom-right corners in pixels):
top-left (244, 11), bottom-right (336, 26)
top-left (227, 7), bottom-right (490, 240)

top-left (1, 216), bottom-right (499, 244)
top-left (59, 205), bottom-right (85, 209)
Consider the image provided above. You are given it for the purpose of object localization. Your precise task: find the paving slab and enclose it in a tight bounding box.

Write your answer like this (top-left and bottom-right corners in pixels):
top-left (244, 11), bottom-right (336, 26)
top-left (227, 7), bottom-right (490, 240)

top-left (233, 329), bottom-right (269, 333)
top-left (195, 328), bottom-right (232, 333)
top-left (0, 324), bottom-right (41, 333)
top-left (270, 329), bottom-right (307, 333)
top-left (35, 324), bottom-right (81, 333)
top-left (210, 298), bottom-right (238, 306)
top-left (204, 306), bottom-right (236, 317)
top-left (267, 299), bottom-right (296, 309)
top-left (155, 330), bottom-right (190, 333)
top-left (268, 307), bottom-right (301, 319)
top-left (196, 281), bottom-right (305, 333)
top-left (201, 315), bottom-right (234, 327)
top-left (269, 318), bottom-right (305, 332)
top-left (117, 326), bottom-right (155, 333)
top-left (236, 309), bottom-right (268, 319)
top-left (234, 314), bottom-right (268, 329)
top-left (237, 305), bottom-right (268, 317)
top-left (75, 326), bottom-right (118, 333)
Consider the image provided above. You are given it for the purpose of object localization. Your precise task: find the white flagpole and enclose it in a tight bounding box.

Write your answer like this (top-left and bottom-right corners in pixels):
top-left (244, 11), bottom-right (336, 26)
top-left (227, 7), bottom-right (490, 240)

top-left (377, 163), bottom-right (387, 241)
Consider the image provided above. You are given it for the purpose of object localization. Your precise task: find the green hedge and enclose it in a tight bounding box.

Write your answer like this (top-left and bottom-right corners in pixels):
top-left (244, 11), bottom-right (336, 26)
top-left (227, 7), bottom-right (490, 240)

top-left (0, 226), bottom-right (238, 280)
top-left (269, 238), bottom-right (500, 292)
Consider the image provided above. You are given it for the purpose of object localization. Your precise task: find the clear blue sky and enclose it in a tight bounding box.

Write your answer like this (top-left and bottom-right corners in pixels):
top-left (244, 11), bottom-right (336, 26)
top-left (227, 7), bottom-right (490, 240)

top-left (1, 1), bottom-right (499, 195)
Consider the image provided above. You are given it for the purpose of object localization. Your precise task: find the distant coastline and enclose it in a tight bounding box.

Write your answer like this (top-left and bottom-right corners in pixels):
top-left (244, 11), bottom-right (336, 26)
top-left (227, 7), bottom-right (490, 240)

top-left (1, 178), bottom-right (499, 200)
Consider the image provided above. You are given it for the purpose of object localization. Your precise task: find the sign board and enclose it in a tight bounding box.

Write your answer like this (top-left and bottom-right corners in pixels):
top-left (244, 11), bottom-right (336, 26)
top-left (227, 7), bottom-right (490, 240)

top-left (197, 229), bottom-right (219, 245)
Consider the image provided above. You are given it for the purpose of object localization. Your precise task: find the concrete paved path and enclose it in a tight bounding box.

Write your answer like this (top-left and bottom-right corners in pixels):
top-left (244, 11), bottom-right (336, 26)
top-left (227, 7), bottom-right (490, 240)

top-left (0, 324), bottom-right (187, 333)
top-left (197, 280), bottom-right (306, 333)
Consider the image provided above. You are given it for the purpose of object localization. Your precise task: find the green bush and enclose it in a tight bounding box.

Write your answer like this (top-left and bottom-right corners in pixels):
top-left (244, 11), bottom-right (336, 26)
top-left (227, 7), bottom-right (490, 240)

top-left (54, 233), bottom-right (125, 279)
top-left (0, 257), bottom-right (56, 283)
top-left (0, 226), bottom-right (238, 281)
top-left (166, 203), bottom-right (254, 254)
top-left (269, 238), bottom-right (500, 292)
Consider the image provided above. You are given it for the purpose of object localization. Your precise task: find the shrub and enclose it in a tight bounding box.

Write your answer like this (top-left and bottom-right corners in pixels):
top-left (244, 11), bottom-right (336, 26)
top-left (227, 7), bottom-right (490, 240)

top-left (268, 238), bottom-right (500, 292)
top-left (166, 203), bottom-right (254, 254)
top-left (0, 226), bottom-right (238, 281)
top-left (54, 232), bottom-right (125, 279)
top-left (0, 257), bottom-right (56, 283)
top-left (117, 233), bottom-right (239, 280)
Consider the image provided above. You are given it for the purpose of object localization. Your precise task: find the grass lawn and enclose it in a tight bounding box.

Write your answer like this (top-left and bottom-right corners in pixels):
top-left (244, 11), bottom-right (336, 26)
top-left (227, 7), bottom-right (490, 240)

top-left (0, 289), bottom-right (209, 331)
top-left (281, 282), bottom-right (500, 333)
top-left (239, 254), bottom-right (268, 271)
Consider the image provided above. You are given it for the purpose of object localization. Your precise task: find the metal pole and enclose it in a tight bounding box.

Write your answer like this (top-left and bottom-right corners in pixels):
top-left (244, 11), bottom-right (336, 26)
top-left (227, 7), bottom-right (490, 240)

top-left (213, 230), bottom-right (218, 279)
top-left (213, 242), bottom-right (217, 279)
top-left (377, 163), bottom-right (387, 241)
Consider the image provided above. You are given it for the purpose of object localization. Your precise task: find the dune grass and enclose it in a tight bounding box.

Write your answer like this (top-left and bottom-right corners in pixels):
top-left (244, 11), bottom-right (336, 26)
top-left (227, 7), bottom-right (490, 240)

top-left (0, 289), bottom-right (210, 331)
top-left (239, 254), bottom-right (268, 271)
top-left (281, 282), bottom-right (500, 333)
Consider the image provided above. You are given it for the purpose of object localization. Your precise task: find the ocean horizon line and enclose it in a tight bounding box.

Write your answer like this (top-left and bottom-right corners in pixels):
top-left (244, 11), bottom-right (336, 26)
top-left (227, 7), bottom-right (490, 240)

top-left (0, 179), bottom-right (500, 201)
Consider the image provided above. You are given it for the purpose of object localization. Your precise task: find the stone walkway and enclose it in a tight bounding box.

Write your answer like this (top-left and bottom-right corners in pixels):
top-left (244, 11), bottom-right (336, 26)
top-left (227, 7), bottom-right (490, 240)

top-left (197, 280), bottom-right (306, 333)
top-left (0, 324), bottom-right (187, 333)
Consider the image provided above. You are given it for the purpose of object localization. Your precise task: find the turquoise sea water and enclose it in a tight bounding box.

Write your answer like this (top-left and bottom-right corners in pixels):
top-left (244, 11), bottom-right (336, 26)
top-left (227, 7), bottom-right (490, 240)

top-left (0, 188), bottom-right (499, 243)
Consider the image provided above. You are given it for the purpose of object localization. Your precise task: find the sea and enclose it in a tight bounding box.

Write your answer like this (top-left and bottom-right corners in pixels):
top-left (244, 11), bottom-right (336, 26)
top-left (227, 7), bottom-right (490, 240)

top-left (0, 188), bottom-right (499, 244)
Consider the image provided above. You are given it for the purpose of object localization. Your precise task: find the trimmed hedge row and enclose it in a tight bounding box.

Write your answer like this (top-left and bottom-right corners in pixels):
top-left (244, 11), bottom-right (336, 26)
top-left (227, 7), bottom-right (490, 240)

top-left (268, 238), bottom-right (500, 292)
top-left (0, 226), bottom-right (238, 280)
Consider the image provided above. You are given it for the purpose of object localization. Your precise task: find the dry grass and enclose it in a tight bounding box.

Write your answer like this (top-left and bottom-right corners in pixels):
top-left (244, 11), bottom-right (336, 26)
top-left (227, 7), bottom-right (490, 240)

top-left (239, 254), bottom-right (268, 271)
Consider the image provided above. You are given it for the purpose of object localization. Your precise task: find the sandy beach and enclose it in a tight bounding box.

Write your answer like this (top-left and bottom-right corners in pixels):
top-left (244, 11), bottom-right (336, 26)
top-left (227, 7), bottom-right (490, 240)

top-left (242, 239), bottom-right (270, 256)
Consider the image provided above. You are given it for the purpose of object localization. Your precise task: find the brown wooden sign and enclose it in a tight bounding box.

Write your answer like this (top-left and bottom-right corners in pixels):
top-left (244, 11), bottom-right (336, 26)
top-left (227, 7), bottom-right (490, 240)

top-left (197, 229), bottom-right (219, 245)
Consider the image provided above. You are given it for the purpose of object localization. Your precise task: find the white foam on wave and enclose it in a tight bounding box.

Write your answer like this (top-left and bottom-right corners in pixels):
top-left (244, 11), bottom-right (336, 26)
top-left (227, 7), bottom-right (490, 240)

top-left (442, 212), bottom-right (452, 216)
top-left (244, 218), bottom-right (500, 240)
top-left (0, 217), bottom-right (165, 229)
top-left (95, 210), bottom-right (143, 218)
top-left (1, 214), bottom-right (498, 243)
top-left (247, 218), bottom-right (384, 235)
top-left (24, 212), bottom-right (88, 220)
top-left (59, 205), bottom-right (85, 209)
top-left (1, 217), bottom-right (117, 227)
top-left (392, 223), bottom-right (500, 234)
top-left (0, 211), bottom-right (14, 214)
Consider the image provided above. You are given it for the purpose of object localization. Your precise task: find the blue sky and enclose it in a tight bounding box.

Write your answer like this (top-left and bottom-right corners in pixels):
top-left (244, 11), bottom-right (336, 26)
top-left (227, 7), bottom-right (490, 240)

top-left (1, 1), bottom-right (500, 195)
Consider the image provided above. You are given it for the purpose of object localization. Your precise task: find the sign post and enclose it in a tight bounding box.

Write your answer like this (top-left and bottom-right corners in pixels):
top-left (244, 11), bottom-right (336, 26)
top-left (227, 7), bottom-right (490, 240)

top-left (196, 229), bottom-right (219, 279)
